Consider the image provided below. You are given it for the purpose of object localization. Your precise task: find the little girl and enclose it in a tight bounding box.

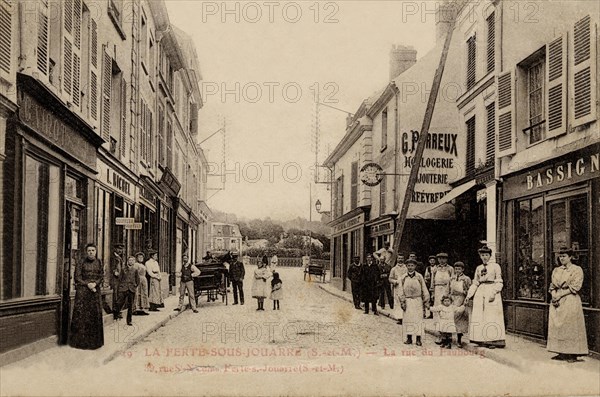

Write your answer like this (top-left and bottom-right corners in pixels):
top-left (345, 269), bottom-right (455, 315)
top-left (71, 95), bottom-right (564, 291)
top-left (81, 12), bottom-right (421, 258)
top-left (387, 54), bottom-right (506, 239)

top-left (431, 295), bottom-right (465, 349)
top-left (270, 272), bottom-right (283, 310)
top-left (252, 260), bottom-right (271, 311)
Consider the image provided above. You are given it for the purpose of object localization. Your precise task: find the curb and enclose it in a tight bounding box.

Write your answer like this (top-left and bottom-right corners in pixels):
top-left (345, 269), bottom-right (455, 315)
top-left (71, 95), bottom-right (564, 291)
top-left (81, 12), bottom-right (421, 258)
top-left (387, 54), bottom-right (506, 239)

top-left (318, 284), bottom-right (523, 371)
top-left (102, 309), bottom-right (183, 365)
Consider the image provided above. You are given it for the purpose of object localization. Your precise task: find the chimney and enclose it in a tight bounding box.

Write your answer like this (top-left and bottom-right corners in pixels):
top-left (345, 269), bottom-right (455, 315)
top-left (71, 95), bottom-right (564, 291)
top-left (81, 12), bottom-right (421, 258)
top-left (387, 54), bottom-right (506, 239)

top-left (436, 1), bottom-right (457, 44)
top-left (389, 45), bottom-right (417, 81)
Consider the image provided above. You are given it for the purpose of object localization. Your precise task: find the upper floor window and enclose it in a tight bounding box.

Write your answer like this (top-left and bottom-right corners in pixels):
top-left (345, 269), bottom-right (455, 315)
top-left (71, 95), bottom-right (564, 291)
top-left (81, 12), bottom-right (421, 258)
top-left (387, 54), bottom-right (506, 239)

top-left (108, 0), bottom-right (126, 39)
top-left (350, 162), bottom-right (358, 210)
top-left (465, 116), bottom-right (476, 176)
top-left (527, 56), bottom-right (546, 145)
top-left (0, 0), bottom-right (13, 75)
top-left (486, 12), bottom-right (495, 74)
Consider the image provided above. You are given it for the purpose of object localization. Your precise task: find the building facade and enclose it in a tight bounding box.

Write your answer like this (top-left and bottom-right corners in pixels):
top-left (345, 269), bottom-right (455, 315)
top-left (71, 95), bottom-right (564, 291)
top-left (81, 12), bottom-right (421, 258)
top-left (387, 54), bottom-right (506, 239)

top-left (0, 0), bottom-right (211, 362)
top-left (209, 223), bottom-right (243, 255)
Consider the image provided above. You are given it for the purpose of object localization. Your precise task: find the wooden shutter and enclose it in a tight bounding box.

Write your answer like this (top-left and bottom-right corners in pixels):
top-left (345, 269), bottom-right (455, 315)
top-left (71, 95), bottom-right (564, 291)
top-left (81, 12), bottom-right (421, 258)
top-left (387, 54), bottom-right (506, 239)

top-left (101, 46), bottom-right (112, 142)
top-left (466, 116), bottom-right (476, 176)
top-left (546, 33), bottom-right (568, 138)
top-left (120, 77), bottom-right (127, 157)
top-left (569, 15), bottom-right (597, 128)
top-left (89, 18), bottom-right (98, 122)
top-left (0, 0), bottom-right (12, 74)
top-left (158, 106), bottom-right (165, 165)
top-left (36, 0), bottom-right (49, 75)
top-left (63, 0), bottom-right (81, 109)
top-left (486, 12), bottom-right (495, 74)
top-left (350, 162), bottom-right (358, 209)
top-left (148, 108), bottom-right (153, 166)
top-left (485, 103), bottom-right (495, 163)
top-left (466, 34), bottom-right (476, 90)
top-left (496, 70), bottom-right (516, 157)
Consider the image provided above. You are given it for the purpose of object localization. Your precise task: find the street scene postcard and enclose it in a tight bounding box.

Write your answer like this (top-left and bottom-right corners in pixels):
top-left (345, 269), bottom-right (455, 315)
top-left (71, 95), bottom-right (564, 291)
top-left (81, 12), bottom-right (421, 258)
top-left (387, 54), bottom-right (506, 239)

top-left (0, 0), bottom-right (599, 396)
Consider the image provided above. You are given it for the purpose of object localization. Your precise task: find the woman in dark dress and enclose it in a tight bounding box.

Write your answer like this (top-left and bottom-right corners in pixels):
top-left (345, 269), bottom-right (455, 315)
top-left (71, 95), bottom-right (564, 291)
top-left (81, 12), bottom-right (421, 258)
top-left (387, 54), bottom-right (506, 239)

top-left (69, 243), bottom-right (104, 350)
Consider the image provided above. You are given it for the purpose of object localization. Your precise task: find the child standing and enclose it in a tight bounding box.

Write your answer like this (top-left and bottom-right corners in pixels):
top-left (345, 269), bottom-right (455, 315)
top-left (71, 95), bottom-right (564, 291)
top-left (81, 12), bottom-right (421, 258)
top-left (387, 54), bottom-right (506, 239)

top-left (252, 260), bottom-right (271, 311)
top-left (270, 272), bottom-right (283, 310)
top-left (431, 295), bottom-right (465, 349)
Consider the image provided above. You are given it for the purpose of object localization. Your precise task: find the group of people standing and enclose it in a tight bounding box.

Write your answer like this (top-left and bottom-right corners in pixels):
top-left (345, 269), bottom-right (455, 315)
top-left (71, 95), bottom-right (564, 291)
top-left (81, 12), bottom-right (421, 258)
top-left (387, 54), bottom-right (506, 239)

top-left (347, 243), bottom-right (589, 361)
top-left (69, 243), bottom-right (166, 350)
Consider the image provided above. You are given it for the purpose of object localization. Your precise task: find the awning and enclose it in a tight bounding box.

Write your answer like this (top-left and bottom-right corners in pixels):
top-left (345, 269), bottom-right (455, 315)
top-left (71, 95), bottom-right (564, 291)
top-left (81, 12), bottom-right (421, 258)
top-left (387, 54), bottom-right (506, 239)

top-left (410, 179), bottom-right (477, 219)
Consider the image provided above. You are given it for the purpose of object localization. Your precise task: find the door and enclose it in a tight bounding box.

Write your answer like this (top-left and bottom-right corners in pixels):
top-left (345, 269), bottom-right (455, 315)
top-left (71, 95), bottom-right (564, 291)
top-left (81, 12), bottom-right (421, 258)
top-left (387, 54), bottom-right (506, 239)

top-left (547, 194), bottom-right (590, 304)
top-left (60, 202), bottom-right (83, 345)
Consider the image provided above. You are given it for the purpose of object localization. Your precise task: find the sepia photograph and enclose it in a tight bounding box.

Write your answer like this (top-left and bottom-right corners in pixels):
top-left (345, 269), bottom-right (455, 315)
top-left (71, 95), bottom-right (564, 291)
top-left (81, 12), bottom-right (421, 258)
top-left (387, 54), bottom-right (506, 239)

top-left (0, 0), bottom-right (599, 396)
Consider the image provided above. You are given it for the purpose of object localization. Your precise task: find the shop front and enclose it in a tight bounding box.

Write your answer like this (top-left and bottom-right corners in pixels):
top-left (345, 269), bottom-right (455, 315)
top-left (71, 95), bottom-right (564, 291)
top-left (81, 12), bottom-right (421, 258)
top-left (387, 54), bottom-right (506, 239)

top-left (328, 206), bottom-right (369, 291)
top-left (137, 176), bottom-right (161, 254)
top-left (158, 168), bottom-right (180, 295)
top-left (95, 153), bottom-right (138, 305)
top-left (0, 76), bottom-right (103, 359)
top-left (366, 215), bottom-right (397, 254)
top-left (501, 143), bottom-right (600, 354)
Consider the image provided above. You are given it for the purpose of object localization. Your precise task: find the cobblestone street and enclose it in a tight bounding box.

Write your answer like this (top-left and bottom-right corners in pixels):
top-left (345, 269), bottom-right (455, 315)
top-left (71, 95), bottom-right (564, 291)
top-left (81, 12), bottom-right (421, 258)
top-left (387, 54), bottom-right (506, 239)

top-left (2, 267), bottom-right (598, 396)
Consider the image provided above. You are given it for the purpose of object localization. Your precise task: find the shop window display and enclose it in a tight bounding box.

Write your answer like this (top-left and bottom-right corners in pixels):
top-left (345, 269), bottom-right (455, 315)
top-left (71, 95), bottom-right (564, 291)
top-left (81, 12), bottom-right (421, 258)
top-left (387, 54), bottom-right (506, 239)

top-left (516, 197), bottom-right (544, 300)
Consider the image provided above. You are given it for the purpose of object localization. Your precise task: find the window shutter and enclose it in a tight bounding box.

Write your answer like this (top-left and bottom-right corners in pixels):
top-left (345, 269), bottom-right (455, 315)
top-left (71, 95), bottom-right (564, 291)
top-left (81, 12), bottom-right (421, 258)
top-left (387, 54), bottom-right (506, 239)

top-left (486, 12), bottom-right (495, 74)
top-left (36, 0), bottom-right (49, 75)
top-left (120, 77), bottom-right (127, 158)
top-left (496, 70), bottom-right (516, 157)
top-left (148, 109), bottom-right (153, 166)
top-left (89, 18), bottom-right (98, 122)
top-left (466, 34), bottom-right (477, 90)
top-left (569, 15), bottom-right (597, 128)
top-left (485, 102), bottom-right (495, 163)
top-left (466, 116), bottom-right (476, 176)
top-left (546, 33), bottom-right (568, 138)
top-left (0, 0), bottom-right (12, 74)
top-left (63, 0), bottom-right (81, 109)
top-left (350, 162), bottom-right (358, 209)
top-left (101, 46), bottom-right (112, 142)
top-left (63, 37), bottom-right (72, 96)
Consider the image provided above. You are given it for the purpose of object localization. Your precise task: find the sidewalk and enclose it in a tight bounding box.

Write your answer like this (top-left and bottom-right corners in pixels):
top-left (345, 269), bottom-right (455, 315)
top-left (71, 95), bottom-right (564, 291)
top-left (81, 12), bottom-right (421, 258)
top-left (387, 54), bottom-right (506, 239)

top-left (2, 295), bottom-right (185, 370)
top-left (319, 283), bottom-right (600, 373)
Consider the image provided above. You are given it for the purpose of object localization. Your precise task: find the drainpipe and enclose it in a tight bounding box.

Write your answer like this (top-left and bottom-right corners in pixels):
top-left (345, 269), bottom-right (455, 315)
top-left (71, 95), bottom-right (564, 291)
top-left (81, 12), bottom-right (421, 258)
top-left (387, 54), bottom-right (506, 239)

top-left (393, 83), bottom-right (400, 212)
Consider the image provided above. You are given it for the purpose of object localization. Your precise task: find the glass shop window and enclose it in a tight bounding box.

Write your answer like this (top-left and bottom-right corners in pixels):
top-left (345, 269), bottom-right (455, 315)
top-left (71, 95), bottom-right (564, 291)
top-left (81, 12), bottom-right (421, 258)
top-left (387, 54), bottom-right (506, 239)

top-left (516, 197), bottom-right (545, 300)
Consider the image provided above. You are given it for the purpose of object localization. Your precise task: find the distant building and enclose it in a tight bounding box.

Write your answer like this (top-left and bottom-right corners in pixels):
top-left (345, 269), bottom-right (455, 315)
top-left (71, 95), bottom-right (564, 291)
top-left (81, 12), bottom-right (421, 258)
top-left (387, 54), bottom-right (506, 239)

top-left (210, 222), bottom-right (243, 254)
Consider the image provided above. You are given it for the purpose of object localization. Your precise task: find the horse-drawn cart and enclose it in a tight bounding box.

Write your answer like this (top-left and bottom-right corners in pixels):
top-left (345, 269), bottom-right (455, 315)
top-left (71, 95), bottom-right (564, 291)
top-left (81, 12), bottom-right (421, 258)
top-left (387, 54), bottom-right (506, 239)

top-left (193, 252), bottom-right (230, 305)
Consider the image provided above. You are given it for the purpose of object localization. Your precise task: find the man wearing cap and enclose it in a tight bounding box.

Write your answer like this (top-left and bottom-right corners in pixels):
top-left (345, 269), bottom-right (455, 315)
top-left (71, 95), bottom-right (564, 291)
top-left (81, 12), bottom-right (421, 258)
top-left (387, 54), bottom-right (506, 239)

top-left (398, 258), bottom-right (429, 346)
top-left (110, 243), bottom-right (125, 317)
top-left (175, 253), bottom-right (200, 313)
top-left (347, 256), bottom-right (363, 310)
top-left (431, 252), bottom-right (454, 344)
top-left (360, 254), bottom-right (381, 315)
top-left (229, 253), bottom-right (246, 305)
top-left (466, 245), bottom-right (506, 349)
top-left (424, 255), bottom-right (437, 293)
top-left (389, 254), bottom-right (408, 324)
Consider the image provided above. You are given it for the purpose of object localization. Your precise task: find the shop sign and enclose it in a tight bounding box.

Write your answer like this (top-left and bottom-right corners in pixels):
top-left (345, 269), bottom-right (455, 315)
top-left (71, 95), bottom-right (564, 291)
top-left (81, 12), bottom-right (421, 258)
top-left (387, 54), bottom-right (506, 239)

top-left (333, 213), bottom-right (365, 234)
top-left (115, 217), bottom-right (135, 225)
top-left (139, 184), bottom-right (157, 209)
top-left (400, 130), bottom-right (463, 219)
top-left (18, 91), bottom-right (96, 169)
top-left (504, 150), bottom-right (600, 200)
top-left (370, 221), bottom-right (394, 237)
top-left (124, 223), bottom-right (143, 230)
top-left (97, 160), bottom-right (136, 201)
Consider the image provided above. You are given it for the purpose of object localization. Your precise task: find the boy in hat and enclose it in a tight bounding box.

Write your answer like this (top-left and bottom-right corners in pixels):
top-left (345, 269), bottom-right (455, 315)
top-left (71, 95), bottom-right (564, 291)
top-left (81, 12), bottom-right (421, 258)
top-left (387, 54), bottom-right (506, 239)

top-left (114, 256), bottom-right (140, 326)
top-left (229, 252), bottom-right (246, 305)
top-left (398, 258), bottom-right (429, 346)
top-left (347, 256), bottom-right (363, 310)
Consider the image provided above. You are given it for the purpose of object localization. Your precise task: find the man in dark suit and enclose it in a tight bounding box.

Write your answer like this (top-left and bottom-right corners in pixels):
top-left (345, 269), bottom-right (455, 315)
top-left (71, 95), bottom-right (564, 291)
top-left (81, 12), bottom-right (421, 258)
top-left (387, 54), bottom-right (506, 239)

top-left (347, 256), bottom-right (362, 309)
top-left (378, 257), bottom-right (394, 310)
top-left (360, 254), bottom-right (381, 315)
top-left (229, 253), bottom-right (245, 305)
top-left (114, 256), bottom-right (140, 326)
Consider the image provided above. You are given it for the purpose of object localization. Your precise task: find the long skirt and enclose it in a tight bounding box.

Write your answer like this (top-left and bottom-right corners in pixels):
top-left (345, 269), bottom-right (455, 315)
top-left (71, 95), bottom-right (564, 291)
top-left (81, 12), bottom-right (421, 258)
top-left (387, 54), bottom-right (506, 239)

top-left (134, 276), bottom-right (150, 311)
top-left (470, 284), bottom-right (506, 346)
top-left (252, 278), bottom-right (268, 298)
top-left (69, 287), bottom-right (104, 350)
top-left (402, 297), bottom-right (425, 337)
top-left (547, 293), bottom-right (588, 355)
top-left (149, 278), bottom-right (163, 305)
top-left (451, 293), bottom-right (469, 334)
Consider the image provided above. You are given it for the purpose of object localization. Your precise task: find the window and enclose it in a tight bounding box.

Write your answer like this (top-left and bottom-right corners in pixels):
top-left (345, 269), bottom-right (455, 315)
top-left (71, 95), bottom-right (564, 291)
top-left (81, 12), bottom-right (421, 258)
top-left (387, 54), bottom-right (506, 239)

top-left (107, 0), bottom-right (125, 39)
top-left (379, 176), bottom-right (386, 215)
top-left (166, 119), bottom-right (173, 169)
top-left (106, 56), bottom-right (126, 156)
top-left (486, 12), bottom-right (495, 74)
top-left (381, 108), bottom-right (388, 150)
top-left (140, 14), bottom-right (147, 73)
top-left (350, 161), bottom-right (358, 209)
top-left (466, 34), bottom-right (476, 90)
top-left (334, 176), bottom-right (344, 218)
top-left (2, 156), bottom-right (60, 300)
top-left (158, 105), bottom-right (165, 166)
top-left (466, 116), bottom-right (475, 176)
top-left (516, 197), bottom-right (544, 300)
top-left (527, 59), bottom-right (546, 144)
top-left (485, 103), bottom-right (495, 164)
